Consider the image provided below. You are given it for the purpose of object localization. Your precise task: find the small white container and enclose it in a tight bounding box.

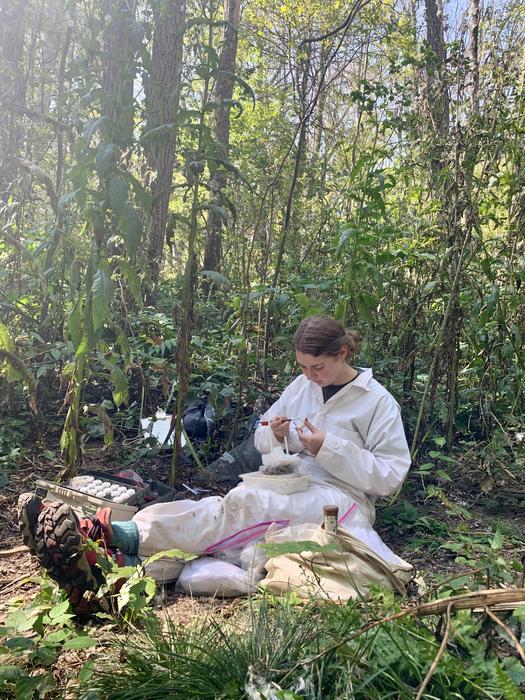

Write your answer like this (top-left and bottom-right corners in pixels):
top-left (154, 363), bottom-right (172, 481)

top-left (239, 471), bottom-right (311, 495)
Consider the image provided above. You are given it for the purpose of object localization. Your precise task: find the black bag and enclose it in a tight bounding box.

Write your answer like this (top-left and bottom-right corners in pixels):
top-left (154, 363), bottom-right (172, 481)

top-left (183, 398), bottom-right (215, 440)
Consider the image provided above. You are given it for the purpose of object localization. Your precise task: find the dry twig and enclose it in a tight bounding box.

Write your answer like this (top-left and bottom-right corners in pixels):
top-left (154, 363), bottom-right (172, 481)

top-left (484, 606), bottom-right (525, 665)
top-left (415, 603), bottom-right (453, 700)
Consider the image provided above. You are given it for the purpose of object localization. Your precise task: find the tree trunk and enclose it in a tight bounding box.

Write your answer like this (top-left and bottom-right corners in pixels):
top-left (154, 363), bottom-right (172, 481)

top-left (0, 0), bottom-right (28, 204)
top-left (203, 0), bottom-right (241, 282)
top-left (101, 0), bottom-right (135, 145)
top-left (144, 0), bottom-right (187, 296)
top-left (468, 0), bottom-right (480, 114)
top-left (424, 0), bottom-right (449, 185)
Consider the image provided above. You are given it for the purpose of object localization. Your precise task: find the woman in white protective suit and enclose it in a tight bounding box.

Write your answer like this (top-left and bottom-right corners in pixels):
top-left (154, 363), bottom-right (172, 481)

top-left (17, 314), bottom-right (411, 613)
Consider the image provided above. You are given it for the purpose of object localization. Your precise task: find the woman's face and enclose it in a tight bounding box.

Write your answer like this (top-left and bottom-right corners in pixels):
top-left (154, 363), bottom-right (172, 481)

top-left (296, 348), bottom-right (349, 387)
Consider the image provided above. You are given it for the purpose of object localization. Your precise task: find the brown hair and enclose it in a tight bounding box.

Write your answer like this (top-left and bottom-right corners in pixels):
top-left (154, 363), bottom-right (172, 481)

top-left (292, 314), bottom-right (361, 360)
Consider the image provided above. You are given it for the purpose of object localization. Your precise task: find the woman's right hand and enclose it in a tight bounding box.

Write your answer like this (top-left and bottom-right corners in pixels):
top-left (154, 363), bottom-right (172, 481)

top-left (270, 415), bottom-right (290, 443)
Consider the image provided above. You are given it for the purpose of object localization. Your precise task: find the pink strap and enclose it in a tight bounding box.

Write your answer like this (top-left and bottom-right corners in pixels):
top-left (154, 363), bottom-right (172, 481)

top-left (338, 502), bottom-right (359, 524)
top-left (205, 519), bottom-right (290, 554)
top-left (205, 503), bottom-right (358, 554)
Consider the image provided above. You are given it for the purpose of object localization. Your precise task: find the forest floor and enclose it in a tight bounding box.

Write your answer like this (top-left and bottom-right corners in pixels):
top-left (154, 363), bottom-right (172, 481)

top-left (1, 442), bottom-right (524, 692)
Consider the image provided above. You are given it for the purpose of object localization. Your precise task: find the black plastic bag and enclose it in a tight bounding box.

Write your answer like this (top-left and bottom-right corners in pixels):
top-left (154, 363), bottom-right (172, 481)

top-left (183, 397), bottom-right (215, 440)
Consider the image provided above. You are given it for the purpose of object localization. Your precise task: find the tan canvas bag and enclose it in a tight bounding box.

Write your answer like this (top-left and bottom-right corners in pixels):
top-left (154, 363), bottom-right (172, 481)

top-left (260, 523), bottom-right (413, 602)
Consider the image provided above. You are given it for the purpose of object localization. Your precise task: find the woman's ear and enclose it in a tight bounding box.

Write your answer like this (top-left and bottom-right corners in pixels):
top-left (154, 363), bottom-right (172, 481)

top-left (339, 346), bottom-right (349, 362)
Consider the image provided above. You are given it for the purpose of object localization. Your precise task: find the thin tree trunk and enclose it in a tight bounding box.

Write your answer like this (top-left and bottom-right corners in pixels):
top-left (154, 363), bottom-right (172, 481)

top-left (203, 0), bottom-right (241, 282)
top-left (424, 0), bottom-right (449, 185)
top-left (55, 25), bottom-right (73, 192)
top-left (468, 0), bottom-right (480, 114)
top-left (0, 0), bottom-right (28, 204)
top-left (145, 0), bottom-right (187, 296)
top-left (101, 0), bottom-right (135, 145)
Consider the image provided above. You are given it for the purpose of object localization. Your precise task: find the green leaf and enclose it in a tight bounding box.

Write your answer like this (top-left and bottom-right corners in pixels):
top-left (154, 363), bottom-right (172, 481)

top-left (202, 270), bottom-right (232, 288)
top-left (75, 335), bottom-right (92, 358)
top-left (15, 674), bottom-right (55, 700)
top-left (84, 403), bottom-right (114, 445)
top-left (63, 635), bottom-right (98, 650)
top-left (91, 262), bottom-right (114, 331)
top-left (121, 172), bottom-right (151, 211)
top-left (99, 356), bottom-right (129, 406)
top-left (145, 548), bottom-right (199, 565)
top-left (58, 190), bottom-right (79, 210)
top-left (181, 16), bottom-right (211, 32)
top-left (95, 144), bottom-right (119, 176)
top-left (118, 259), bottom-right (142, 305)
top-left (491, 528), bottom-right (503, 550)
top-left (119, 205), bottom-right (143, 257)
top-left (0, 664), bottom-right (23, 680)
top-left (67, 299), bottom-right (83, 350)
top-left (206, 202), bottom-right (229, 225)
top-left (436, 469), bottom-right (452, 482)
top-left (78, 660), bottom-right (95, 684)
top-left (139, 123), bottom-right (175, 143)
top-left (44, 629), bottom-right (69, 644)
top-left (4, 637), bottom-right (35, 651)
top-left (0, 323), bottom-right (17, 381)
top-left (261, 540), bottom-right (341, 558)
top-left (218, 69), bottom-right (256, 108)
top-left (48, 599), bottom-right (72, 621)
top-left (108, 176), bottom-right (129, 217)
top-left (82, 116), bottom-right (107, 145)
top-left (203, 154), bottom-right (245, 182)
top-left (338, 226), bottom-right (358, 251)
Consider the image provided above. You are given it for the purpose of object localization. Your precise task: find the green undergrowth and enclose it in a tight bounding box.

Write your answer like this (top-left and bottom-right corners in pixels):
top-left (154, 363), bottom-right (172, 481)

top-left (1, 568), bottom-right (525, 698)
top-left (72, 593), bottom-right (525, 700)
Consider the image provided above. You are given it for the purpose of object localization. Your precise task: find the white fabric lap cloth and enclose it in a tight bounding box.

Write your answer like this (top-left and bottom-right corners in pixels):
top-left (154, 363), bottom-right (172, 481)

top-left (135, 368), bottom-right (411, 583)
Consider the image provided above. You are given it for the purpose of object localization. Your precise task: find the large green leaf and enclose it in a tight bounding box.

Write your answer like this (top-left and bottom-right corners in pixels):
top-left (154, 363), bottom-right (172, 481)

top-left (63, 635), bottom-right (99, 650)
top-left (218, 69), bottom-right (256, 108)
top-left (82, 116), bottom-right (107, 145)
top-left (84, 403), bottom-right (115, 444)
top-left (0, 349), bottom-right (37, 412)
top-left (95, 144), bottom-right (119, 176)
top-left (119, 205), bottom-right (143, 257)
top-left (108, 176), bottom-right (129, 217)
top-left (202, 270), bottom-right (231, 288)
top-left (99, 356), bottom-right (129, 406)
top-left (67, 299), bottom-right (83, 350)
top-left (58, 189), bottom-right (79, 210)
top-left (0, 322), bottom-right (17, 380)
top-left (91, 262), bottom-right (114, 331)
top-left (118, 259), bottom-right (142, 305)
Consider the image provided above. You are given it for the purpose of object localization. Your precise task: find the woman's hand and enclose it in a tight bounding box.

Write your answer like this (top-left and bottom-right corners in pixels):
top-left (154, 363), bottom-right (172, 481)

top-left (297, 418), bottom-right (326, 456)
top-left (270, 415), bottom-right (290, 443)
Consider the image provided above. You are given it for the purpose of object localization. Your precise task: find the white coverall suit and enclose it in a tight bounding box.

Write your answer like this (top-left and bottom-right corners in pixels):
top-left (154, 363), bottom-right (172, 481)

top-left (133, 369), bottom-right (412, 582)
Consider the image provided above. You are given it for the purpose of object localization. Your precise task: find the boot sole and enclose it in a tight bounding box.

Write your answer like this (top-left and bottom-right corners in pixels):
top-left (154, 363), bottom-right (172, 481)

top-left (36, 502), bottom-right (100, 593)
top-left (17, 493), bottom-right (41, 555)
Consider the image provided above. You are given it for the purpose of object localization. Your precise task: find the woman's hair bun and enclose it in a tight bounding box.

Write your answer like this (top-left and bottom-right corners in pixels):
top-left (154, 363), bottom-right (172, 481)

top-left (293, 314), bottom-right (361, 359)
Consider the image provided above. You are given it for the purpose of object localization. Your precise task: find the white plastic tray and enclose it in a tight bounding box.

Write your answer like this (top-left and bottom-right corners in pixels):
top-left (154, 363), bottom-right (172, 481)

top-left (239, 471), bottom-right (311, 495)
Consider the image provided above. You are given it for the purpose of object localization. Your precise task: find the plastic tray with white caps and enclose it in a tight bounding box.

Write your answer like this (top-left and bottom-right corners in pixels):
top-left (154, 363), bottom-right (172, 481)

top-left (240, 442), bottom-right (311, 495)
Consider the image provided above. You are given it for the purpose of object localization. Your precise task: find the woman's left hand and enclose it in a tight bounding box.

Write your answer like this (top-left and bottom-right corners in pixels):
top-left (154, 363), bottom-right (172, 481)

top-left (297, 418), bottom-right (326, 456)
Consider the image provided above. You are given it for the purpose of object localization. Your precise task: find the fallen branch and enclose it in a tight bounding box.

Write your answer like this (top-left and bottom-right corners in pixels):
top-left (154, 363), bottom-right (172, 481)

top-left (0, 545), bottom-right (29, 557)
top-left (280, 588), bottom-right (525, 681)
top-left (414, 588), bottom-right (525, 616)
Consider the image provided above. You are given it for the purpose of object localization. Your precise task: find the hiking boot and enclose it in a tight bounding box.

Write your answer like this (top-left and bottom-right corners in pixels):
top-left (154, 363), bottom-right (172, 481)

top-left (17, 492), bottom-right (44, 554)
top-left (34, 501), bottom-right (125, 614)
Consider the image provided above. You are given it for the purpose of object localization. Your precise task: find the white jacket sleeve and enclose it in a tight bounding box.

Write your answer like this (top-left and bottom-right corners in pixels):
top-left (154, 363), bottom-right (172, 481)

top-left (315, 396), bottom-right (411, 496)
top-left (254, 381), bottom-right (304, 455)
